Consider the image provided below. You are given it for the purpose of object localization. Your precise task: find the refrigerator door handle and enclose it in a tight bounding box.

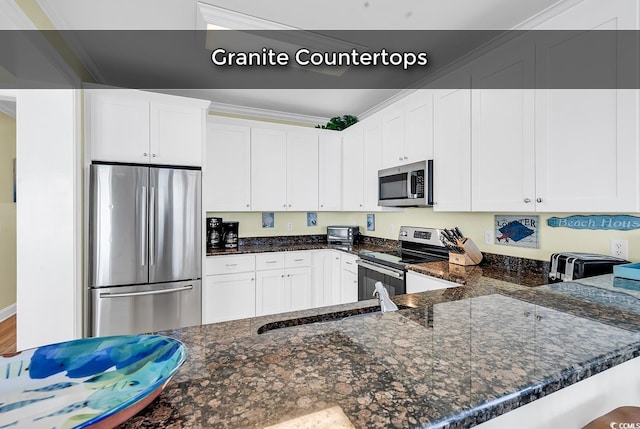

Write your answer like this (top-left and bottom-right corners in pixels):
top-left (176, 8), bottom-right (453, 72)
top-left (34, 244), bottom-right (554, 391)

top-left (149, 186), bottom-right (155, 266)
top-left (99, 285), bottom-right (193, 298)
top-left (141, 185), bottom-right (147, 266)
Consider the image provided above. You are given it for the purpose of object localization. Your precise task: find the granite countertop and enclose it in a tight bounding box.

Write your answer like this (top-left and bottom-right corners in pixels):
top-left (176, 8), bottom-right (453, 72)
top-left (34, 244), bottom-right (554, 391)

top-left (206, 239), bottom-right (549, 287)
top-left (121, 274), bottom-right (640, 429)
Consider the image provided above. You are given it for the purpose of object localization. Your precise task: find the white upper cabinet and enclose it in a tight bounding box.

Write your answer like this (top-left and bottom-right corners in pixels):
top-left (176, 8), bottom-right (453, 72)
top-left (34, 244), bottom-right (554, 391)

top-left (88, 92), bottom-right (150, 164)
top-left (250, 127), bottom-right (319, 212)
top-left (205, 122), bottom-right (251, 211)
top-left (318, 131), bottom-right (342, 211)
top-left (433, 71), bottom-right (472, 212)
top-left (381, 104), bottom-right (405, 168)
top-left (531, 0), bottom-right (639, 212)
top-left (342, 123), bottom-right (365, 210)
top-left (362, 114), bottom-right (383, 211)
top-left (251, 128), bottom-right (287, 211)
top-left (287, 131), bottom-right (319, 211)
top-left (87, 89), bottom-right (208, 166)
top-left (150, 102), bottom-right (204, 166)
top-left (403, 90), bottom-right (434, 163)
top-left (471, 37), bottom-right (536, 212)
top-left (381, 90), bottom-right (433, 169)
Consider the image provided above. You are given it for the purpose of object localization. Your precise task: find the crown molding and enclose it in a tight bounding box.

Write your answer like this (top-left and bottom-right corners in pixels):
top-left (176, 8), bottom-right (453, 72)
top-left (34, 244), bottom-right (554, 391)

top-left (0, 1), bottom-right (36, 29)
top-left (208, 101), bottom-right (329, 126)
top-left (0, 100), bottom-right (16, 118)
top-left (33, 0), bottom-right (103, 83)
top-left (512, 0), bottom-right (584, 29)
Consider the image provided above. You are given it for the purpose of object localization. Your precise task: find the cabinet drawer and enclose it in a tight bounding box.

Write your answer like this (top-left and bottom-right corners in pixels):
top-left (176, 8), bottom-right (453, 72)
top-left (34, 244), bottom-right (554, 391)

top-left (341, 253), bottom-right (358, 274)
top-left (256, 252), bottom-right (285, 270)
top-left (284, 251), bottom-right (311, 268)
top-left (206, 254), bottom-right (255, 275)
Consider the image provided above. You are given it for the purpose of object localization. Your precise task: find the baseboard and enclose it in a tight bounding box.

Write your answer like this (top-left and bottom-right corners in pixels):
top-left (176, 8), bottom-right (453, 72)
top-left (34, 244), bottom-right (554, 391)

top-left (0, 303), bottom-right (16, 323)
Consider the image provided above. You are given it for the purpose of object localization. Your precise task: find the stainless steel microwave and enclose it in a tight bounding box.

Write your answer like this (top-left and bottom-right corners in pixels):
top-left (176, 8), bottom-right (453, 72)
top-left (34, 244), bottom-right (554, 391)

top-left (378, 160), bottom-right (433, 207)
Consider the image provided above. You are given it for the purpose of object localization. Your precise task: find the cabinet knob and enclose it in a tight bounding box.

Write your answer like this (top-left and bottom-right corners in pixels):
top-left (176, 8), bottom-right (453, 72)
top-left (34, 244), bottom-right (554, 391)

top-left (320, 204), bottom-right (324, 208)
top-left (359, 204), bottom-right (363, 207)
top-left (251, 278), bottom-right (254, 281)
top-left (281, 274), bottom-right (284, 278)
top-left (403, 156), bottom-right (408, 160)
top-left (152, 153), bottom-right (157, 158)
top-left (536, 197), bottom-right (543, 203)
top-left (398, 156), bottom-right (403, 161)
top-left (283, 204), bottom-right (286, 207)
top-left (246, 204), bottom-right (249, 207)
top-left (288, 204), bottom-right (291, 207)
top-left (143, 152), bottom-right (148, 157)
top-left (524, 198), bottom-right (531, 203)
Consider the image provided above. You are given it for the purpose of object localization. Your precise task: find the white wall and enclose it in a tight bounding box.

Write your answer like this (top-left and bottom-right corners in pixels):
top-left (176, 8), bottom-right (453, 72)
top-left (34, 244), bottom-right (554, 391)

top-left (16, 89), bottom-right (81, 350)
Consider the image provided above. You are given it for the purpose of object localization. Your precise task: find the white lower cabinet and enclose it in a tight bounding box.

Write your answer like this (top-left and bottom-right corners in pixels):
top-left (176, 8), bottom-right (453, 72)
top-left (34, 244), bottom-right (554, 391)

top-left (206, 249), bottom-right (360, 322)
top-left (340, 253), bottom-right (359, 304)
top-left (255, 251), bottom-right (312, 317)
top-left (406, 270), bottom-right (458, 293)
top-left (203, 273), bottom-right (256, 324)
top-left (203, 254), bottom-right (256, 323)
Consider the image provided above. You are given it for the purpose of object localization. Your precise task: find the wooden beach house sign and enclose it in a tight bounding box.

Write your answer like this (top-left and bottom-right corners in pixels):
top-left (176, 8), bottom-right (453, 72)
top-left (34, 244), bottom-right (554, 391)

top-left (547, 215), bottom-right (640, 231)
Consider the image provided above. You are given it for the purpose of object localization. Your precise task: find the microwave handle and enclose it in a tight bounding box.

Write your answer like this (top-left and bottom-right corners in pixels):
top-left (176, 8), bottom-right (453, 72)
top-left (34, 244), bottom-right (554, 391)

top-left (408, 172), bottom-right (416, 197)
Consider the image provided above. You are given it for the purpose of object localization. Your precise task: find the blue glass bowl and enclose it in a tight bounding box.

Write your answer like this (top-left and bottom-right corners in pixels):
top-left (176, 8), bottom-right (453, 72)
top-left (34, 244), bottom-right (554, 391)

top-left (0, 335), bottom-right (187, 428)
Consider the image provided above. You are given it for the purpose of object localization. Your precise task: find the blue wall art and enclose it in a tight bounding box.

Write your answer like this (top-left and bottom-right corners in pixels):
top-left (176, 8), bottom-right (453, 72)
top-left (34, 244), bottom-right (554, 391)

top-left (547, 215), bottom-right (640, 231)
top-left (367, 214), bottom-right (375, 231)
top-left (495, 215), bottom-right (539, 248)
top-left (307, 212), bottom-right (317, 227)
top-left (262, 212), bottom-right (274, 228)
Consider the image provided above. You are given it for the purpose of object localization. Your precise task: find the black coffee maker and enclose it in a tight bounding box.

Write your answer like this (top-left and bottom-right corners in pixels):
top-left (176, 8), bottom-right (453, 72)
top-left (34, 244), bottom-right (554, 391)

top-left (206, 217), bottom-right (223, 249)
top-left (222, 221), bottom-right (239, 249)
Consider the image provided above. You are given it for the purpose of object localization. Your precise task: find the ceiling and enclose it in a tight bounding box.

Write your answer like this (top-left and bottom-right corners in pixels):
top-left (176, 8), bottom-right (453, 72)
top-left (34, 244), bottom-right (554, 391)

top-left (32, 0), bottom-right (562, 123)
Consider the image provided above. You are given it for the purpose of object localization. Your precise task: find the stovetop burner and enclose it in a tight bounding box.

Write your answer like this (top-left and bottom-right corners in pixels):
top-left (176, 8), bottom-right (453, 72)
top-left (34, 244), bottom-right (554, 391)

top-left (357, 226), bottom-right (449, 270)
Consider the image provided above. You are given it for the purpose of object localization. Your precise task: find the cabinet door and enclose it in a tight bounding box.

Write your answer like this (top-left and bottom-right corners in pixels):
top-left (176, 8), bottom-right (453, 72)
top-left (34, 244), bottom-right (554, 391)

top-left (150, 102), bottom-right (203, 166)
top-left (318, 131), bottom-right (342, 211)
top-left (471, 38), bottom-right (536, 212)
top-left (203, 273), bottom-right (255, 324)
top-left (381, 105), bottom-right (405, 168)
top-left (362, 115), bottom-right (383, 211)
top-left (533, 0), bottom-right (638, 212)
top-left (342, 124), bottom-right (365, 210)
top-left (433, 79), bottom-right (472, 211)
top-left (205, 123), bottom-right (251, 211)
top-left (287, 132), bottom-right (318, 211)
top-left (251, 128), bottom-right (287, 211)
top-left (88, 92), bottom-right (150, 163)
top-left (255, 269), bottom-right (286, 316)
top-left (340, 253), bottom-right (358, 304)
top-left (404, 89), bottom-right (433, 164)
top-left (287, 267), bottom-right (312, 312)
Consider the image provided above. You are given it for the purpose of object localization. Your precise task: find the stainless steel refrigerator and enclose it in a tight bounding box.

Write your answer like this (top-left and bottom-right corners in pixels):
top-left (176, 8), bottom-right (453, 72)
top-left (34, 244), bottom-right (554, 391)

top-left (89, 163), bottom-right (202, 337)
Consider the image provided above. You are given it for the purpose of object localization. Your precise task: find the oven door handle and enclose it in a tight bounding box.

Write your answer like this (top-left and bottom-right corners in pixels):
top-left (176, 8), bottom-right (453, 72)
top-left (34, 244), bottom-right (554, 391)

top-left (356, 259), bottom-right (405, 279)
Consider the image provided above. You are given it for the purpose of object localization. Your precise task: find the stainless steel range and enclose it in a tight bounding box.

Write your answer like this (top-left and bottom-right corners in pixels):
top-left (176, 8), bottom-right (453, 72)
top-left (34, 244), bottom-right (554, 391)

top-left (356, 226), bottom-right (448, 300)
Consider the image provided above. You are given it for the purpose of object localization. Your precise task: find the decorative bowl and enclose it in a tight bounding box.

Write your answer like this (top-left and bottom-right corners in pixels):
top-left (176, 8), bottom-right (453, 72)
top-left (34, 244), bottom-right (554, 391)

top-left (0, 335), bottom-right (187, 428)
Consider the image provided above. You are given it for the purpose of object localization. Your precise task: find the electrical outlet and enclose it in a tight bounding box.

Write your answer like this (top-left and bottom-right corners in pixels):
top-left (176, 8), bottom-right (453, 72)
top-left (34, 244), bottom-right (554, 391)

top-left (610, 239), bottom-right (628, 259)
top-left (389, 224), bottom-right (394, 234)
top-left (287, 222), bottom-right (293, 231)
top-left (484, 230), bottom-right (494, 245)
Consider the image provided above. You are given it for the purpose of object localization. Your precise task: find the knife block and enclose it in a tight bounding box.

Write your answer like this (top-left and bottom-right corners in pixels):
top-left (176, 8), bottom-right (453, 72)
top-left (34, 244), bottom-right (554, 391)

top-left (448, 238), bottom-right (483, 266)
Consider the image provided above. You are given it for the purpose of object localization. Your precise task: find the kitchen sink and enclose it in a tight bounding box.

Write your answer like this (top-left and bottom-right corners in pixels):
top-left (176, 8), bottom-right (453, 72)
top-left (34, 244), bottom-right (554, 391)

top-left (257, 304), bottom-right (408, 334)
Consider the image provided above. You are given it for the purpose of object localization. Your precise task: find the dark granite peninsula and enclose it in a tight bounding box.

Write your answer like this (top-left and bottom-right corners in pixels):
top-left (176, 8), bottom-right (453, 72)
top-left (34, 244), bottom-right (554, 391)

top-left (120, 273), bottom-right (640, 429)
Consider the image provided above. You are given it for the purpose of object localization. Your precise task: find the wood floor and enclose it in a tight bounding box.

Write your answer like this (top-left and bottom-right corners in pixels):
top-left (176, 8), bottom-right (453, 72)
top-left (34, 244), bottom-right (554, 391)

top-left (0, 315), bottom-right (17, 355)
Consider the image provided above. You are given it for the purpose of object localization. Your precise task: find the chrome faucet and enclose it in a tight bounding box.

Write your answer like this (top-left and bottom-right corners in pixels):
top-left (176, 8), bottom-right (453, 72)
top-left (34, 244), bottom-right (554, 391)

top-left (373, 281), bottom-right (399, 313)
